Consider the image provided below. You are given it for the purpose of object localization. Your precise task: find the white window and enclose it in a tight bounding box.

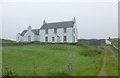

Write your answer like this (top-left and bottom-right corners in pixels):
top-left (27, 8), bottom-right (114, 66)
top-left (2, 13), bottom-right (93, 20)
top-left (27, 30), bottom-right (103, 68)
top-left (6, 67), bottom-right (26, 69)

top-left (73, 28), bottom-right (75, 33)
top-left (45, 37), bottom-right (48, 42)
top-left (52, 37), bottom-right (54, 42)
top-left (63, 36), bottom-right (67, 42)
top-left (57, 36), bottom-right (60, 42)
top-left (28, 35), bottom-right (31, 42)
top-left (63, 28), bottom-right (67, 33)
top-left (18, 37), bottom-right (19, 41)
top-left (73, 36), bottom-right (75, 42)
top-left (54, 28), bottom-right (57, 33)
top-left (45, 29), bottom-right (48, 34)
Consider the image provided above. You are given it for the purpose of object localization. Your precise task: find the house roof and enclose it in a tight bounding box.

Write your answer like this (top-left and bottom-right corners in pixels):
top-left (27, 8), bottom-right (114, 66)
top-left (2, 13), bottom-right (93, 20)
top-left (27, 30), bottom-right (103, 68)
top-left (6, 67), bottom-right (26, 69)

top-left (20, 30), bottom-right (27, 36)
top-left (40, 21), bottom-right (75, 29)
top-left (20, 29), bottom-right (39, 36)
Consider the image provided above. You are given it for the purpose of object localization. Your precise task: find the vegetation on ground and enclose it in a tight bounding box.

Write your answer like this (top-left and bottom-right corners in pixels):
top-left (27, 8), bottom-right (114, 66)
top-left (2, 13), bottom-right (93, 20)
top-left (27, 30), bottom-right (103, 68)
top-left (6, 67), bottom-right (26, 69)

top-left (2, 44), bottom-right (103, 76)
top-left (105, 46), bottom-right (118, 76)
top-left (0, 39), bottom-right (15, 43)
top-left (2, 43), bottom-right (118, 76)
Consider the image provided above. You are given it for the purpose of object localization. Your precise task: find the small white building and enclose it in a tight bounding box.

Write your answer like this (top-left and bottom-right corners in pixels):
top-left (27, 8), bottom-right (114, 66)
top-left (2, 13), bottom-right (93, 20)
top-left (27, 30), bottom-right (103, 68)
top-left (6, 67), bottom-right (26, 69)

top-left (16, 26), bottom-right (40, 42)
top-left (105, 39), bottom-right (111, 45)
top-left (16, 18), bottom-right (77, 43)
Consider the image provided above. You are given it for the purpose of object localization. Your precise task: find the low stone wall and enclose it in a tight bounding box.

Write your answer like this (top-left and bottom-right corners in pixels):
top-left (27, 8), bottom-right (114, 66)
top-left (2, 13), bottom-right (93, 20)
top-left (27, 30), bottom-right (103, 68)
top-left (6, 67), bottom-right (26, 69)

top-left (77, 39), bottom-right (105, 46)
top-left (1, 42), bottom-right (78, 46)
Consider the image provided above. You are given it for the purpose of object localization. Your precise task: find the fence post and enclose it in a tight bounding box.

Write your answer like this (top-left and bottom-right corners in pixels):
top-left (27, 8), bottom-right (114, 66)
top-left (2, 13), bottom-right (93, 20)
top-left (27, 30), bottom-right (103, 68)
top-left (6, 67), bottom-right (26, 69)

top-left (67, 52), bottom-right (72, 76)
top-left (32, 57), bottom-right (37, 76)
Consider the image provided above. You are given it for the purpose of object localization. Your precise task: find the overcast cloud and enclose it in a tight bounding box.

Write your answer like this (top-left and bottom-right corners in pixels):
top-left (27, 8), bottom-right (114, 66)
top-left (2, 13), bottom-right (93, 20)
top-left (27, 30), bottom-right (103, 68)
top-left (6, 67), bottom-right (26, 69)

top-left (1, 2), bottom-right (118, 40)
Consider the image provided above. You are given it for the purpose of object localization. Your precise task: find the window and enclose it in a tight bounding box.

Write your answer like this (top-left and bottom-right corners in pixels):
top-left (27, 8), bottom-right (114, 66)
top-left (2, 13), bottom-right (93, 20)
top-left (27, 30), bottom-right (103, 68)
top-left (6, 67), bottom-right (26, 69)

top-left (28, 35), bottom-right (31, 42)
top-left (63, 36), bottom-right (67, 42)
top-left (45, 29), bottom-right (48, 34)
top-left (73, 28), bottom-right (75, 33)
top-left (57, 36), bottom-right (60, 42)
top-left (45, 37), bottom-right (48, 42)
top-left (73, 36), bottom-right (75, 42)
top-left (63, 28), bottom-right (67, 33)
top-left (18, 37), bottom-right (19, 40)
top-left (52, 37), bottom-right (54, 42)
top-left (54, 28), bottom-right (57, 33)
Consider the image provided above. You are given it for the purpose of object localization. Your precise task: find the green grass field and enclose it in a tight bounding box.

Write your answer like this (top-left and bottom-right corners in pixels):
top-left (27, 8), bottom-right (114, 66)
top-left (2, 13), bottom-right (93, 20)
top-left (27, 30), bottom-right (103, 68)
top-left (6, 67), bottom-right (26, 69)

top-left (2, 43), bottom-right (118, 76)
top-left (103, 46), bottom-right (118, 76)
top-left (0, 39), bottom-right (15, 43)
top-left (0, 46), bottom-right (2, 77)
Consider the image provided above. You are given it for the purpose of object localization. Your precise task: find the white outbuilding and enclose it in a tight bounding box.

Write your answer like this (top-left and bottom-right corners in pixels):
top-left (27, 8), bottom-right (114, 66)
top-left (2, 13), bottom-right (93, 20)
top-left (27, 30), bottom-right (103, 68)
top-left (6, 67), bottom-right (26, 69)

top-left (105, 39), bottom-right (111, 45)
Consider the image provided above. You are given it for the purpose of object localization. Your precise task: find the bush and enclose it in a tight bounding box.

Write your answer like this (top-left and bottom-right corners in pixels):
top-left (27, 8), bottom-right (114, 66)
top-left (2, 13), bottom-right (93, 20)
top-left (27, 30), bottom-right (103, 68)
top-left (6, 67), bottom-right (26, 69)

top-left (79, 49), bottom-right (101, 56)
top-left (47, 71), bottom-right (69, 76)
top-left (2, 67), bottom-right (17, 77)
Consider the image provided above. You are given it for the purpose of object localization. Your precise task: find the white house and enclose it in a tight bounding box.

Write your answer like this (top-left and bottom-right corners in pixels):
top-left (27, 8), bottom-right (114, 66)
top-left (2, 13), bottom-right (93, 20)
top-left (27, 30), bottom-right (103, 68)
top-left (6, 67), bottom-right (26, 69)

top-left (16, 18), bottom-right (77, 43)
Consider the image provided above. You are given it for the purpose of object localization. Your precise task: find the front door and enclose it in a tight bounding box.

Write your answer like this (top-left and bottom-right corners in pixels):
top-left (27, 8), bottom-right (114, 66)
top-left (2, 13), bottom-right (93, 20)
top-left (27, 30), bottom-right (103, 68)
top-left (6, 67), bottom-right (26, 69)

top-left (57, 36), bottom-right (60, 42)
top-left (28, 35), bottom-right (31, 42)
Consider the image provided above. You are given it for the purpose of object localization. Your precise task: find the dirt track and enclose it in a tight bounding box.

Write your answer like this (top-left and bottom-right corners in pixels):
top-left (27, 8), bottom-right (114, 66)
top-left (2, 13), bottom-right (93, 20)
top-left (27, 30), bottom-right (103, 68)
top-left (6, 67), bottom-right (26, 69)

top-left (98, 51), bottom-right (108, 76)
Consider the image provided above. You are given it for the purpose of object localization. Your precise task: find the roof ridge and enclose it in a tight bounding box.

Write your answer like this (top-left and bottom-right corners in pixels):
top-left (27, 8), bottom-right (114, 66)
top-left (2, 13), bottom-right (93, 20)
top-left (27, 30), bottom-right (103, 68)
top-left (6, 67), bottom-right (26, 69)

top-left (40, 20), bottom-right (74, 29)
top-left (31, 29), bottom-right (40, 30)
top-left (46, 20), bottom-right (74, 24)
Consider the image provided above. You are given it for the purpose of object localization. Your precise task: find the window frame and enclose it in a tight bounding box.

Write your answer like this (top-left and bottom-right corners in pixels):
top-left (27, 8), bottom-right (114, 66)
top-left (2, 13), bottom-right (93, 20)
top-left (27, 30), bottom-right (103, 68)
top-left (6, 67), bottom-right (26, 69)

top-left (63, 36), bottom-right (67, 42)
top-left (73, 36), bottom-right (75, 42)
top-left (73, 28), bottom-right (75, 34)
top-left (52, 37), bottom-right (55, 42)
top-left (45, 37), bottom-right (48, 42)
top-left (54, 28), bottom-right (57, 33)
top-left (45, 29), bottom-right (48, 34)
top-left (28, 35), bottom-right (31, 42)
top-left (63, 28), bottom-right (67, 33)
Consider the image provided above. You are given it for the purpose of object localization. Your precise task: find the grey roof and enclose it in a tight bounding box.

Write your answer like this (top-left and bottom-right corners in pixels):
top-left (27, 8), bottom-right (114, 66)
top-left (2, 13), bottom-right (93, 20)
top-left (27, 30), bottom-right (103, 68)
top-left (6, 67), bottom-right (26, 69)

top-left (20, 29), bottom-right (39, 36)
top-left (32, 29), bottom-right (40, 35)
top-left (20, 30), bottom-right (27, 36)
top-left (40, 21), bottom-right (75, 29)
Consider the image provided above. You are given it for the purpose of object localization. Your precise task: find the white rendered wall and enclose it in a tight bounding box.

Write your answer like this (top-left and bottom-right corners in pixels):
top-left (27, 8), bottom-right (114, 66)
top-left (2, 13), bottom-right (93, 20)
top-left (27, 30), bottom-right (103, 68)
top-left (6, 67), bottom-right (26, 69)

top-left (16, 32), bottom-right (39, 42)
top-left (23, 30), bottom-right (35, 42)
top-left (16, 34), bottom-right (22, 42)
top-left (73, 22), bottom-right (77, 42)
top-left (34, 35), bottom-right (39, 41)
top-left (40, 27), bottom-right (76, 43)
top-left (16, 34), bottom-right (19, 42)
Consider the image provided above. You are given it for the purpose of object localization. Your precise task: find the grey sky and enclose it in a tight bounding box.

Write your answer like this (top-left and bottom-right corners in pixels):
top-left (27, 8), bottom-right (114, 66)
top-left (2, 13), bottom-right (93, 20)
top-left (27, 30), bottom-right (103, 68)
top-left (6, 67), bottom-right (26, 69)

top-left (1, 2), bottom-right (118, 40)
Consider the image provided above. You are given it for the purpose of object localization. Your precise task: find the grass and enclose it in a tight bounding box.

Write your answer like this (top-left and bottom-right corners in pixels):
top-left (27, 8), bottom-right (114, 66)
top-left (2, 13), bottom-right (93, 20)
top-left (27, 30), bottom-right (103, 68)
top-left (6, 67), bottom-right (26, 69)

top-left (2, 44), bottom-right (103, 76)
top-left (111, 46), bottom-right (118, 60)
top-left (0, 39), bottom-right (15, 43)
top-left (0, 46), bottom-right (2, 77)
top-left (105, 46), bottom-right (118, 76)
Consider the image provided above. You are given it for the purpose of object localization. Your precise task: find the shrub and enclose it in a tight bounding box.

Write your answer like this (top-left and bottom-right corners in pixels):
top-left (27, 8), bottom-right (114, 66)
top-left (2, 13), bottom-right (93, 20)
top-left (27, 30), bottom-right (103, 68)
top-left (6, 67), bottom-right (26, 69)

top-left (79, 49), bottom-right (101, 56)
top-left (47, 71), bottom-right (69, 76)
top-left (2, 67), bottom-right (17, 77)
top-left (57, 71), bottom-right (69, 76)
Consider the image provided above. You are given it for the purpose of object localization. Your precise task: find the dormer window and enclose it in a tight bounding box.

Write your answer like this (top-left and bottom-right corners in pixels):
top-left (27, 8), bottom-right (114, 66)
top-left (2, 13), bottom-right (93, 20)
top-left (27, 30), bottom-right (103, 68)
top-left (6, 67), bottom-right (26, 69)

top-left (54, 28), bottom-right (57, 33)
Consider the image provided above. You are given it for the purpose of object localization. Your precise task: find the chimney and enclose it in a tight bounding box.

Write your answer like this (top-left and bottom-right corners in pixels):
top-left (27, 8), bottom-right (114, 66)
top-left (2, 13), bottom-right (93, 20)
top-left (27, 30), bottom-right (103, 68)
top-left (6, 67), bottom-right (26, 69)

top-left (28, 25), bottom-right (32, 30)
top-left (73, 17), bottom-right (76, 23)
top-left (43, 20), bottom-right (46, 24)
